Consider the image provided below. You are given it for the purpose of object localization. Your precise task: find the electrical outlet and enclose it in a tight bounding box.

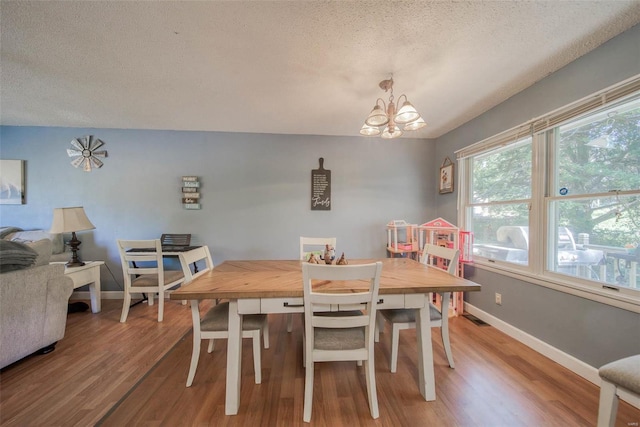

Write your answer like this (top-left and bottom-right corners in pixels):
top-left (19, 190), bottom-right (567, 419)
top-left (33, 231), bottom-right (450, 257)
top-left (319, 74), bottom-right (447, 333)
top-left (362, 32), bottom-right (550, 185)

top-left (495, 293), bottom-right (502, 305)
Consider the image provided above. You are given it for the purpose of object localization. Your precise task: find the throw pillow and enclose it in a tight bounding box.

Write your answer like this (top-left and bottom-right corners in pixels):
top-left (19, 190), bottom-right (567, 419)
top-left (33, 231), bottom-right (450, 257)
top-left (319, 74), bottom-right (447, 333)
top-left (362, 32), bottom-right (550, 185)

top-left (9, 230), bottom-right (65, 254)
top-left (0, 240), bottom-right (37, 272)
top-left (26, 239), bottom-right (52, 266)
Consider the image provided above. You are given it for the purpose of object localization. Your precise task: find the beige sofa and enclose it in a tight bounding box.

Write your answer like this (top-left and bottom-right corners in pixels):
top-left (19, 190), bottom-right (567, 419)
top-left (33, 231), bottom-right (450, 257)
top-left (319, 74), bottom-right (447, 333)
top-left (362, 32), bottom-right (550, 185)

top-left (0, 237), bottom-right (73, 369)
top-left (1, 227), bottom-right (71, 263)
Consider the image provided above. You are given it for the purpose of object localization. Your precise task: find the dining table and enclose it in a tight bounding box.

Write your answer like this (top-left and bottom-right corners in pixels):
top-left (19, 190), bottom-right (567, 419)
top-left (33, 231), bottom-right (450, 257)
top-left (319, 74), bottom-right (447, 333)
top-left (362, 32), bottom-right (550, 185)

top-left (170, 257), bottom-right (481, 415)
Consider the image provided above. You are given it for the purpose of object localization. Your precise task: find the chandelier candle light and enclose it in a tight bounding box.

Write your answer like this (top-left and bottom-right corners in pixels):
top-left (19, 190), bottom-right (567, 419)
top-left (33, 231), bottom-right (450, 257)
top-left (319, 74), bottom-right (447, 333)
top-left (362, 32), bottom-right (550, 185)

top-left (360, 77), bottom-right (426, 138)
top-left (49, 206), bottom-right (96, 267)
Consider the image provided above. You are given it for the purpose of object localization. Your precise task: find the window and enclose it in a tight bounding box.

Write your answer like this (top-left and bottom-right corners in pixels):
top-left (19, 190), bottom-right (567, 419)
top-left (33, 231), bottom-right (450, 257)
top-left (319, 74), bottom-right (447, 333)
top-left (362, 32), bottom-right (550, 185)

top-left (458, 76), bottom-right (640, 305)
top-left (469, 138), bottom-right (532, 266)
top-left (548, 98), bottom-right (640, 289)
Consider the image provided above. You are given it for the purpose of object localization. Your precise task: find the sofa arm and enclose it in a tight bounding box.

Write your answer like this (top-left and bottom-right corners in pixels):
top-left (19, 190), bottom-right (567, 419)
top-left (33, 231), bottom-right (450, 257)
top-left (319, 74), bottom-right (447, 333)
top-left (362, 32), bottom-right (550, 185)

top-left (43, 267), bottom-right (74, 342)
top-left (0, 264), bottom-right (73, 368)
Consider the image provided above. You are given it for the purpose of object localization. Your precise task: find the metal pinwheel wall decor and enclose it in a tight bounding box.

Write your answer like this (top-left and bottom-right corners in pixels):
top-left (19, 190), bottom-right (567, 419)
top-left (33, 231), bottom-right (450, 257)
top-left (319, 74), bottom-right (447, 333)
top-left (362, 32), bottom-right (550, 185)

top-left (67, 135), bottom-right (108, 172)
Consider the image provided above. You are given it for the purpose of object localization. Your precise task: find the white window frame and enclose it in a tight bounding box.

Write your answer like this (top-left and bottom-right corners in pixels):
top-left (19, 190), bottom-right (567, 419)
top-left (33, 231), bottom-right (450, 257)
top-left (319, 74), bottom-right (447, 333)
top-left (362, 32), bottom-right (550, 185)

top-left (457, 75), bottom-right (640, 313)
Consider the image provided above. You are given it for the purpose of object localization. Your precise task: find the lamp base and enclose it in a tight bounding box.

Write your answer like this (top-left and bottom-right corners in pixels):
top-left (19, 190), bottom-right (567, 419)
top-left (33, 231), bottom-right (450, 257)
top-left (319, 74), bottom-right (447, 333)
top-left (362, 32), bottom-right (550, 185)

top-left (65, 260), bottom-right (86, 268)
top-left (66, 231), bottom-right (85, 268)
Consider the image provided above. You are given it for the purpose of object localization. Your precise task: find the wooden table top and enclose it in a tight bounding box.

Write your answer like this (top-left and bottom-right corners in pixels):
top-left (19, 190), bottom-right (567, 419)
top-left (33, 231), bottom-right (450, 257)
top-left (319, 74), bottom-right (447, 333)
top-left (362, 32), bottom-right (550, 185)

top-left (170, 258), bottom-right (481, 300)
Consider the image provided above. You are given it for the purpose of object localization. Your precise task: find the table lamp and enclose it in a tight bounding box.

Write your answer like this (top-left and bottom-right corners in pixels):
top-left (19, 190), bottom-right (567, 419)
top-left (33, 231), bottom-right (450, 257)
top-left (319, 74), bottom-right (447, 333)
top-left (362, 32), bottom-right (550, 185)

top-left (49, 206), bottom-right (95, 267)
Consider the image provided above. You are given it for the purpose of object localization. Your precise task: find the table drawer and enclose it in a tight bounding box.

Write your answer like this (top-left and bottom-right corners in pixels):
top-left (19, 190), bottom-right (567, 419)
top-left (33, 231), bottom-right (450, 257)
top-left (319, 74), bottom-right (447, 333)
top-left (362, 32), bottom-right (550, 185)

top-left (261, 297), bottom-right (305, 313)
top-left (404, 293), bottom-right (426, 309)
top-left (237, 298), bottom-right (261, 314)
top-left (374, 294), bottom-right (405, 309)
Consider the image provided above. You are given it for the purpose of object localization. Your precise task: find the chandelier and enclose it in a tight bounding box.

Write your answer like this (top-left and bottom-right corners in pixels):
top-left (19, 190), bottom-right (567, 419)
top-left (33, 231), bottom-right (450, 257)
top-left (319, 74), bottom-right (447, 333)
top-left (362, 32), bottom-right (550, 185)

top-left (360, 77), bottom-right (426, 138)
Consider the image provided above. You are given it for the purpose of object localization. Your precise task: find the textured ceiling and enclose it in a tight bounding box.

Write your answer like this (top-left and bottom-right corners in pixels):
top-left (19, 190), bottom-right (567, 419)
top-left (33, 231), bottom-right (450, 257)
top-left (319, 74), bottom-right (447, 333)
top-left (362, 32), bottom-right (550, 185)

top-left (2, 1), bottom-right (640, 139)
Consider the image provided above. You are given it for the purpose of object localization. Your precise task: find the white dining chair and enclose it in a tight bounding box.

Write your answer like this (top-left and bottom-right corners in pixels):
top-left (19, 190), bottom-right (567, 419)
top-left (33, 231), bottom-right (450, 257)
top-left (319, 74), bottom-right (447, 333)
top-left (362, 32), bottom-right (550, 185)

top-left (287, 236), bottom-right (338, 332)
top-left (302, 261), bottom-right (382, 423)
top-left (376, 244), bottom-right (459, 372)
top-left (181, 246), bottom-right (269, 386)
top-left (186, 301), bottom-right (269, 387)
top-left (117, 239), bottom-right (186, 323)
top-left (596, 354), bottom-right (640, 426)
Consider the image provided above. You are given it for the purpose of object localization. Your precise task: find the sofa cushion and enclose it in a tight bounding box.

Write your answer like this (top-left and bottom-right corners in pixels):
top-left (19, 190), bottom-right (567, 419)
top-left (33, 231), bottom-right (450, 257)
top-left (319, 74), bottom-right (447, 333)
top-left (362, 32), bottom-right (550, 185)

top-left (7, 230), bottom-right (65, 254)
top-left (26, 239), bottom-right (52, 266)
top-left (0, 240), bottom-right (38, 272)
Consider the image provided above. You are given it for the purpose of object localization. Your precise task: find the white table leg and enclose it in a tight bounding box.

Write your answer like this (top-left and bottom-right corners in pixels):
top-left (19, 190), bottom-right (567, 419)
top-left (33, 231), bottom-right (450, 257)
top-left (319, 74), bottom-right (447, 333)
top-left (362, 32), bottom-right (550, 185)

top-left (88, 280), bottom-right (101, 313)
top-left (225, 299), bottom-right (243, 415)
top-left (416, 299), bottom-right (436, 401)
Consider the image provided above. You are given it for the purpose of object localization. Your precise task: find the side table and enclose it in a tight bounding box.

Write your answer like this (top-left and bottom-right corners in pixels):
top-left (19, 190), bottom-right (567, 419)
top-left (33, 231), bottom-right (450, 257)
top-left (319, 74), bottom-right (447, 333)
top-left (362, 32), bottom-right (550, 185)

top-left (51, 261), bottom-right (103, 313)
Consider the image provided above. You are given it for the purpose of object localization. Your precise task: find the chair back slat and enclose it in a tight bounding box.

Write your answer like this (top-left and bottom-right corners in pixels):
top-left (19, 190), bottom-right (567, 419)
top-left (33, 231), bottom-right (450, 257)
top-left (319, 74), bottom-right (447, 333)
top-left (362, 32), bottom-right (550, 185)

top-left (161, 233), bottom-right (191, 246)
top-left (303, 262), bottom-right (382, 337)
top-left (313, 315), bottom-right (370, 329)
top-left (421, 244), bottom-right (460, 276)
top-left (179, 246), bottom-right (214, 283)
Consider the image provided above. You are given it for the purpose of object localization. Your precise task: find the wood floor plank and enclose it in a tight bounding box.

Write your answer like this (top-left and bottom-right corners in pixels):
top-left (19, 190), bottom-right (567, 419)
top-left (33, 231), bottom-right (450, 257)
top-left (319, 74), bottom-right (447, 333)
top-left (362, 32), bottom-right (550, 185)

top-left (1, 298), bottom-right (639, 426)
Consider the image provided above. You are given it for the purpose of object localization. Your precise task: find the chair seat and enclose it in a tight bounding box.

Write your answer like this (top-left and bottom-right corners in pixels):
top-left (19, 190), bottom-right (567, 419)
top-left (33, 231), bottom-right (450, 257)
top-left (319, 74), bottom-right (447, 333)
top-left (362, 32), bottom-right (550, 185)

top-left (599, 355), bottom-right (640, 394)
top-left (310, 311), bottom-right (365, 350)
top-left (131, 270), bottom-right (185, 287)
top-left (315, 327), bottom-right (365, 350)
top-left (201, 302), bottom-right (267, 331)
top-left (379, 303), bottom-right (442, 323)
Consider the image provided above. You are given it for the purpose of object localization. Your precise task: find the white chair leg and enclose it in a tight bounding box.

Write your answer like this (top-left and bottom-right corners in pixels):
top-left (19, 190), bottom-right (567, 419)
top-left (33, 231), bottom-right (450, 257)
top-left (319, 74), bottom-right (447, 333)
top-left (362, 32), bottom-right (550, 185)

top-left (303, 359), bottom-right (314, 422)
top-left (364, 358), bottom-right (379, 419)
top-left (207, 339), bottom-right (215, 353)
top-left (148, 293), bottom-right (154, 306)
top-left (390, 323), bottom-right (400, 373)
top-left (186, 336), bottom-right (201, 387)
top-left (286, 313), bottom-right (293, 332)
top-left (441, 321), bottom-right (455, 368)
top-left (186, 299), bottom-right (201, 387)
top-left (158, 291), bottom-right (164, 322)
top-left (374, 312), bottom-right (383, 342)
top-left (120, 292), bottom-right (131, 323)
top-left (597, 380), bottom-right (619, 427)
top-left (252, 330), bottom-right (262, 384)
top-left (302, 333), bottom-right (306, 368)
top-left (263, 320), bottom-right (270, 349)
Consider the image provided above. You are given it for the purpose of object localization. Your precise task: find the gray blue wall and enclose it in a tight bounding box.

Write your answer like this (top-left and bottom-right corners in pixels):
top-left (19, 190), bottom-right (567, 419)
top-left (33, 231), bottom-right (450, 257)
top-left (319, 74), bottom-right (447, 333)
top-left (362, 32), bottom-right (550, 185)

top-left (434, 24), bottom-right (640, 367)
top-left (0, 128), bottom-right (436, 290)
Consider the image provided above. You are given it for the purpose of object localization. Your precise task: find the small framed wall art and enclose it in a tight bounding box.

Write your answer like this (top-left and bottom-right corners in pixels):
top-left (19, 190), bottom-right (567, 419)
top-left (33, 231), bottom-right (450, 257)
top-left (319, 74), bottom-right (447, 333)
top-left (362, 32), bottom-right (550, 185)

top-left (0, 159), bottom-right (25, 204)
top-left (439, 157), bottom-right (454, 194)
top-left (182, 176), bottom-right (201, 209)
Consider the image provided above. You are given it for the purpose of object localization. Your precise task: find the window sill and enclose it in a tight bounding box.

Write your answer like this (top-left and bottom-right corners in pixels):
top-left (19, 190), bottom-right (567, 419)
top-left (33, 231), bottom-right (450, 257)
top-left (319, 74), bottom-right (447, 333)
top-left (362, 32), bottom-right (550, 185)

top-left (468, 260), bottom-right (640, 314)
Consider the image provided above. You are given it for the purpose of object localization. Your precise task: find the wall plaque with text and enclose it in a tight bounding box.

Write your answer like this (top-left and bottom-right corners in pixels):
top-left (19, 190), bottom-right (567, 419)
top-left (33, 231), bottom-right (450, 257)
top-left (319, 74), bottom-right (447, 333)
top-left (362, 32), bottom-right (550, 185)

top-left (311, 158), bottom-right (331, 210)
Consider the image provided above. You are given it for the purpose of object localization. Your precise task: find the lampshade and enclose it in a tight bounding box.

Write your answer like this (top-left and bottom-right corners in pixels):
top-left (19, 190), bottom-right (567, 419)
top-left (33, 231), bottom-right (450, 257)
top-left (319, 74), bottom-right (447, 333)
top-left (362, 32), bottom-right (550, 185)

top-left (381, 125), bottom-right (402, 139)
top-left (49, 207), bottom-right (95, 233)
top-left (395, 100), bottom-right (420, 124)
top-left (360, 123), bottom-right (381, 136)
top-left (403, 117), bottom-right (427, 131)
top-left (360, 77), bottom-right (426, 139)
top-left (364, 104), bottom-right (389, 127)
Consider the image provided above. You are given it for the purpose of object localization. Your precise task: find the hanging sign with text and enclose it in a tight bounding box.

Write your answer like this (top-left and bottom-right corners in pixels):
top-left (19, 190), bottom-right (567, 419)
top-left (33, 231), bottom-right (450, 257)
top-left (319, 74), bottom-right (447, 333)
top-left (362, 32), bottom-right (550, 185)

top-left (311, 157), bottom-right (331, 210)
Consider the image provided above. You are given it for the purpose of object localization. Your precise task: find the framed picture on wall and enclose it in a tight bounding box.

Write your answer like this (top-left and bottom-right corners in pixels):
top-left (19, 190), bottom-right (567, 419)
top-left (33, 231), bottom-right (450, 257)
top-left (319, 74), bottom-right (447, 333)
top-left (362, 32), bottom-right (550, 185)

top-left (439, 157), bottom-right (454, 194)
top-left (0, 159), bottom-right (25, 204)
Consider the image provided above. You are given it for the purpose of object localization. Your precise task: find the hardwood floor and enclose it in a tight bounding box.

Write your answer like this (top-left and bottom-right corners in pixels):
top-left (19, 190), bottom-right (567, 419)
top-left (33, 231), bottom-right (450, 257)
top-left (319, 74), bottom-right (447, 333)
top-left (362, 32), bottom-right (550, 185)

top-left (1, 298), bottom-right (638, 426)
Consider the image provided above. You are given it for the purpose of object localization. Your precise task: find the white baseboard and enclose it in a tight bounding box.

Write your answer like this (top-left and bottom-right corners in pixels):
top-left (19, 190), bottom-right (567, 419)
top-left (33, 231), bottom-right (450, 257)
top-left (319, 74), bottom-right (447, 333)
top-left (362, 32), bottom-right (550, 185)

top-left (72, 290), bottom-right (126, 300)
top-left (464, 303), bottom-right (640, 410)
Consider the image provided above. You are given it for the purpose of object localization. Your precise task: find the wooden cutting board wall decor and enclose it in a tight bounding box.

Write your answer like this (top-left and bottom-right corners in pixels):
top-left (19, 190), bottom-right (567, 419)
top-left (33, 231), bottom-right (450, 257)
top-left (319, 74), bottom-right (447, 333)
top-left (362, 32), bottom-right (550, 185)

top-left (311, 158), bottom-right (331, 210)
